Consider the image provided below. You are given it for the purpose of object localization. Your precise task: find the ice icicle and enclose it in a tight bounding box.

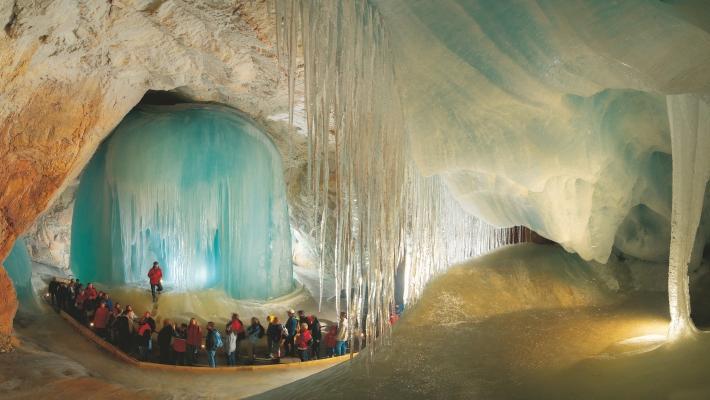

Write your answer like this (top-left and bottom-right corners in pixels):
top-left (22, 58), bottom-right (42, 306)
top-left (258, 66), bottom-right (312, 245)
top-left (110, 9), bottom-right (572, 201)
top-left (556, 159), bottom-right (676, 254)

top-left (666, 94), bottom-right (710, 339)
top-left (276, 0), bottom-right (515, 351)
top-left (70, 105), bottom-right (293, 300)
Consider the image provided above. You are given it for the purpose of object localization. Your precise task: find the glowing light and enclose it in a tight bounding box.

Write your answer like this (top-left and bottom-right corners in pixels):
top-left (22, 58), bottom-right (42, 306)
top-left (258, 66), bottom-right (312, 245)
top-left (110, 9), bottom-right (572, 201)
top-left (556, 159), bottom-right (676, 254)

top-left (90, 322), bottom-right (94, 327)
top-left (616, 334), bottom-right (666, 346)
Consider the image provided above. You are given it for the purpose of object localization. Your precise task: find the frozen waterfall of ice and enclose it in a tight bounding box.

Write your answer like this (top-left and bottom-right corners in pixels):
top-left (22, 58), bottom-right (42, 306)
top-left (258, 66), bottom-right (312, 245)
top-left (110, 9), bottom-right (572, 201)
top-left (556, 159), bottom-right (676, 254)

top-left (371, 0), bottom-right (710, 264)
top-left (275, 0), bottom-right (710, 342)
top-left (70, 105), bottom-right (292, 300)
top-left (666, 94), bottom-right (710, 338)
top-left (275, 0), bottom-right (514, 350)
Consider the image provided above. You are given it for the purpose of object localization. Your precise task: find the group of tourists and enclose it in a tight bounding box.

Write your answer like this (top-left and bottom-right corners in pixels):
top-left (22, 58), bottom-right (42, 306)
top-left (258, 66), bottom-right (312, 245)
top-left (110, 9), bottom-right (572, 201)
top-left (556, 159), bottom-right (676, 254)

top-left (46, 276), bottom-right (352, 368)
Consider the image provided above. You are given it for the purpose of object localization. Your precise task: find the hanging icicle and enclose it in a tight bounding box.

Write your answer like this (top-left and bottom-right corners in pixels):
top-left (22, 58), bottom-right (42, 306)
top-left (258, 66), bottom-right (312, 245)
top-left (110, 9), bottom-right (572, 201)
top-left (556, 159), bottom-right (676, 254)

top-left (274, 0), bottom-right (518, 353)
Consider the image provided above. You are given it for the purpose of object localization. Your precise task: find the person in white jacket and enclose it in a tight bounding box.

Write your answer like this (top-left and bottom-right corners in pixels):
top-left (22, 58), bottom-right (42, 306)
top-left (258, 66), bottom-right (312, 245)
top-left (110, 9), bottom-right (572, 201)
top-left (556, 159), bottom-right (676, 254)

top-left (335, 311), bottom-right (349, 356)
top-left (227, 329), bottom-right (238, 366)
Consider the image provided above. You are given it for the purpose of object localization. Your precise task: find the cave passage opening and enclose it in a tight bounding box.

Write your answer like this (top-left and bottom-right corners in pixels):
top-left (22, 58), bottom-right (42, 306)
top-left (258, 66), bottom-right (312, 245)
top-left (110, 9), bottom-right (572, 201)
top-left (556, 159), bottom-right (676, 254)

top-left (69, 96), bottom-right (294, 300)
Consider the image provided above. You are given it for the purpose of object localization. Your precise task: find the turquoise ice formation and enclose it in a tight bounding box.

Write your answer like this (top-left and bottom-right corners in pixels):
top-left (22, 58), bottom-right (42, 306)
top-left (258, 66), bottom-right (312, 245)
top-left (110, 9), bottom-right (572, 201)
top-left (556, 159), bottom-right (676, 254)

top-left (3, 238), bottom-right (34, 302)
top-left (70, 104), bottom-right (293, 299)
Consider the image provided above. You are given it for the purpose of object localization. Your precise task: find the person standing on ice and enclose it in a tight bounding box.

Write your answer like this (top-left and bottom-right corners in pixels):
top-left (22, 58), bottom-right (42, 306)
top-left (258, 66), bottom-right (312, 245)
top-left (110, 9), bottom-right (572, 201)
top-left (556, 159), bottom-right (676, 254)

top-left (335, 311), bottom-right (349, 356)
top-left (147, 261), bottom-right (163, 302)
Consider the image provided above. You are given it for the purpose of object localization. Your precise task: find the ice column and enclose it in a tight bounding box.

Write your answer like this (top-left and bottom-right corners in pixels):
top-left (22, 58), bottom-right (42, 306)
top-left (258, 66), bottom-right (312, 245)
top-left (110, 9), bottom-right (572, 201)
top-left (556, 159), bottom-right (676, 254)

top-left (70, 105), bottom-right (292, 300)
top-left (666, 94), bottom-right (710, 338)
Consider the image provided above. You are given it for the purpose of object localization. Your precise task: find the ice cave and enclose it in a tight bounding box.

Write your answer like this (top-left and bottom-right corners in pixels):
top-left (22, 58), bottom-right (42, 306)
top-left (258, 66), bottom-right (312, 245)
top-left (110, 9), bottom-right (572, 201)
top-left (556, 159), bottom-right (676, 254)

top-left (1, 0), bottom-right (710, 399)
top-left (70, 104), bottom-right (293, 300)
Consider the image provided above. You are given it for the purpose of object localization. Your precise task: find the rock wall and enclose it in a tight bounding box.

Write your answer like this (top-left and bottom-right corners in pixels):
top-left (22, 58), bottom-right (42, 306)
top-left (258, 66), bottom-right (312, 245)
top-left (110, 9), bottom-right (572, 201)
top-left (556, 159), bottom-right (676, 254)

top-left (23, 181), bottom-right (76, 271)
top-left (0, 0), bottom-right (304, 343)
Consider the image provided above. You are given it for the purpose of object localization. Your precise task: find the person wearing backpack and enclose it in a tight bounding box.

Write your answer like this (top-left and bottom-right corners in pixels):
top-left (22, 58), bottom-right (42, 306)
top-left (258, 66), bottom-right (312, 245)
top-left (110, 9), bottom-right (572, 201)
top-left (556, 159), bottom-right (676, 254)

top-left (205, 321), bottom-right (222, 368)
top-left (246, 317), bottom-right (265, 364)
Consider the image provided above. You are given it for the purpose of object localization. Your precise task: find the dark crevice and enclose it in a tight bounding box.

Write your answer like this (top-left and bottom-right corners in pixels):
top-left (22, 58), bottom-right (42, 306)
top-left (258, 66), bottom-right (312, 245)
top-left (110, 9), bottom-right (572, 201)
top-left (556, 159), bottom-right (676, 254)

top-left (137, 90), bottom-right (192, 106)
top-left (4, 0), bottom-right (19, 38)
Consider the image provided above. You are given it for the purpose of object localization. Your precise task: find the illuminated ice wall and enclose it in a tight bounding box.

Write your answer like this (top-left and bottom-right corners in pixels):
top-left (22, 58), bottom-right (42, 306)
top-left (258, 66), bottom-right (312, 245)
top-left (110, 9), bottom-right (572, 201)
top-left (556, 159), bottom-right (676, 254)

top-left (3, 238), bottom-right (34, 303)
top-left (70, 104), bottom-right (292, 299)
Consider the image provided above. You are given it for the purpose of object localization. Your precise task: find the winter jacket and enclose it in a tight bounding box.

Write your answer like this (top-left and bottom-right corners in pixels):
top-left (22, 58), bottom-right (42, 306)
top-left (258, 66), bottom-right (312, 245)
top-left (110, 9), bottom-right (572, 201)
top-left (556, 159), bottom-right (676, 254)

top-left (115, 314), bottom-right (129, 337)
top-left (158, 325), bottom-right (175, 348)
top-left (310, 319), bottom-right (322, 341)
top-left (137, 322), bottom-right (152, 346)
top-left (148, 267), bottom-right (163, 285)
top-left (227, 331), bottom-right (237, 353)
top-left (227, 319), bottom-right (245, 340)
top-left (296, 330), bottom-right (312, 350)
top-left (187, 325), bottom-right (202, 347)
top-left (286, 317), bottom-right (298, 337)
top-left (93, 306), bottom-right (110, 329)
top-left (324, 327), bottom-right (337, 348)
top-left (205, 329), bottom-right (220, 351)
top-left (247, 324), bottom-right (263, 343)
top-left (336, 317), bottom-right (349, 341)
top-left (173, 336), bottom-right (186, 353)
top-left (84, 287), bottom-right (98, 300)
top-left (267, 323), bottom-right (284, 342)
top-left (144, 317), bottom-right (157, 332)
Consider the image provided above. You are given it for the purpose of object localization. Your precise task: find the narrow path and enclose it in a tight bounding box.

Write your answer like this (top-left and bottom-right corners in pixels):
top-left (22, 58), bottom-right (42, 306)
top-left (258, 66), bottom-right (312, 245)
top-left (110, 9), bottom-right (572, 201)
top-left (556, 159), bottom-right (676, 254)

top-left (2, 301), bottom-right (346, 399)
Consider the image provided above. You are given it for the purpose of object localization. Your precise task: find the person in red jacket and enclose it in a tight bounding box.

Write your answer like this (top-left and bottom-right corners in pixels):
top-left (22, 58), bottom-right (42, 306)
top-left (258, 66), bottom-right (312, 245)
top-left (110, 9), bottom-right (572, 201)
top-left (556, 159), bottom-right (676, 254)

top-left (85, 283), bottom-right (98, 301)
top-left (324, 325), bottom-right (337, 358)
top-left (186, 318), bottom-right (202, 365)
top-left (147, 261), bottom-right (163, 302)
top-left (92, 300), bottom-right (110, 339)
top-left (295, 322), bottom-right (313, 362)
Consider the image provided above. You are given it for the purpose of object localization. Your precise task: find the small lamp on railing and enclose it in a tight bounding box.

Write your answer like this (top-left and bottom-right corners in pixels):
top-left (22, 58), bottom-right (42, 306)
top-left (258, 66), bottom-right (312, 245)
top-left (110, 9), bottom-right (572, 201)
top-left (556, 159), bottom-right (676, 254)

top-left (90, 322), bottom-right (94, 327)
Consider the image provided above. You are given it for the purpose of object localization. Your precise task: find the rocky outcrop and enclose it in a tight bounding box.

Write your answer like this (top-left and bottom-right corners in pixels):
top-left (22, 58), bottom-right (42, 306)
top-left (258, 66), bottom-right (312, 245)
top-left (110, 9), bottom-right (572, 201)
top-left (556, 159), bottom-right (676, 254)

top-left (0, 0), bottom-right (304, 343)
top-left (0, 265), bottom-right (17, 350)
top-left (23, 181), bottom-right (76, 271)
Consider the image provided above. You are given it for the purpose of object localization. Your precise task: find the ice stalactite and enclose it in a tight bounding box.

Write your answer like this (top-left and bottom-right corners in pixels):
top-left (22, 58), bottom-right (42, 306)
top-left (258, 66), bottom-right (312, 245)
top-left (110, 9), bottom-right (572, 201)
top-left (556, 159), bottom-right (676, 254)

top-left (275, 0), bottom-right (514, 349)
top-left (402, 170), bottom-right (513, 305)
top-left (70, 105), bottom-right (292, 300)
top-left (666, 94), bottom-right (710, 339)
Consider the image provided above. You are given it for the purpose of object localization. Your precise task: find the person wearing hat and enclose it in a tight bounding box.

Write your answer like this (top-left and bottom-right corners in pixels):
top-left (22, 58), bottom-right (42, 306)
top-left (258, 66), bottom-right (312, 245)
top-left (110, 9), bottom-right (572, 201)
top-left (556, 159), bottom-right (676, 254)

top-left (284, 309), bottom-right (299, 357)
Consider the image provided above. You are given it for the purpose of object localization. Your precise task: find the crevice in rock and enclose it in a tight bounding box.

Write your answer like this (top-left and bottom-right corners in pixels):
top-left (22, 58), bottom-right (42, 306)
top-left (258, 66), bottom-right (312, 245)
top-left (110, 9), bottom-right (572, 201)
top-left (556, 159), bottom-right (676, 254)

top-left (4, 0), bottom-right (18, 38)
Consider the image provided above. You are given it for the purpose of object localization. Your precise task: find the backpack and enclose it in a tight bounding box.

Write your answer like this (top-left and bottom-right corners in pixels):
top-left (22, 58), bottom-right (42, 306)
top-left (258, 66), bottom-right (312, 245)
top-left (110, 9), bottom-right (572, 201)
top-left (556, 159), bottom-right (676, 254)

top-left (258, 324), bottom-right (265, 338)
top-left (214, 330), bottom-right (224, 349)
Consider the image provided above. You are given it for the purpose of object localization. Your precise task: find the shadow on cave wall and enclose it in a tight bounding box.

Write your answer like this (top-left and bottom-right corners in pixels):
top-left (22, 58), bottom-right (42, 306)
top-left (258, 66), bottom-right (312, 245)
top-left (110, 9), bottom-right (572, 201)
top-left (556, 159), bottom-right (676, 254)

top-left (137, 90), bottom-right (192, 106)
